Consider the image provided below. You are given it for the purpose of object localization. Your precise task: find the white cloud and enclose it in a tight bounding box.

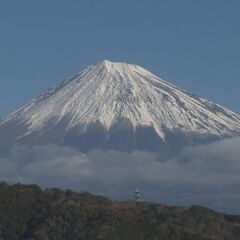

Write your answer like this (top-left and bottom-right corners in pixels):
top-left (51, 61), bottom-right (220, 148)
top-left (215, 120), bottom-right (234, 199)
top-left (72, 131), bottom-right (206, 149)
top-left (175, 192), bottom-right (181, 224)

top-left (1, 137), bottom-right (240, 213)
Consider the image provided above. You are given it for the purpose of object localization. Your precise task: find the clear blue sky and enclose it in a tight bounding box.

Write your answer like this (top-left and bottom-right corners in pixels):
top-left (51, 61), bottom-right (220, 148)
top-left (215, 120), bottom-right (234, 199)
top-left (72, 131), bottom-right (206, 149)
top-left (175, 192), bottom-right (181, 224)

top-left (0, 0), bottom-right (239, 117)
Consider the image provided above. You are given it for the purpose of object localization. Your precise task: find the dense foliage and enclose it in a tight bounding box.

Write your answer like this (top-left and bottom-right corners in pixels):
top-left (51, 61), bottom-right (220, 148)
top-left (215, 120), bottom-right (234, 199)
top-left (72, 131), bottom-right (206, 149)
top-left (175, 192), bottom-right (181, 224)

top-left (0, 182), bottom-right (239, 240)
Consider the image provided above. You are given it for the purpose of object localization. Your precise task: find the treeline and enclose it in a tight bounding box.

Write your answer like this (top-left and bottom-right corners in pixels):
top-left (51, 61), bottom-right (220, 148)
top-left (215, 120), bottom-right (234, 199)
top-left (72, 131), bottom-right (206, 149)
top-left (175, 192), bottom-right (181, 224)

top-left (0, 182), bottom-right (240, 240)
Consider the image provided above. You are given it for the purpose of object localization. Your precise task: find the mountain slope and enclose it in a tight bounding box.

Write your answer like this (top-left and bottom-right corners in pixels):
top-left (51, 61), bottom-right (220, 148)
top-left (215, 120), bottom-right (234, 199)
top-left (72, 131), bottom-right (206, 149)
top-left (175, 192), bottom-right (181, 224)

top-left (1, 60), bottom-right (240, 153)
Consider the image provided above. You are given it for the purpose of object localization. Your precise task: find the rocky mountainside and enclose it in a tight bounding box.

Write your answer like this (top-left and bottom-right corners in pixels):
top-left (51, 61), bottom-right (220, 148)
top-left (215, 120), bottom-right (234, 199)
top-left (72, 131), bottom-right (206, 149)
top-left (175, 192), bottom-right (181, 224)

top-left (1, 60), bottom-right (240, 153)
top-left (0, 182), bottom-right (240, 240)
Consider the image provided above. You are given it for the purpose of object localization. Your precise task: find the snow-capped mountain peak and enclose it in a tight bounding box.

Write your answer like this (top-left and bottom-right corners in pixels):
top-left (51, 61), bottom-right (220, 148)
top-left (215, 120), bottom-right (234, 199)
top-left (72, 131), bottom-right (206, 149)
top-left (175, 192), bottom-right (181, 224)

top-left (1, 60), bottom-right (240, 152)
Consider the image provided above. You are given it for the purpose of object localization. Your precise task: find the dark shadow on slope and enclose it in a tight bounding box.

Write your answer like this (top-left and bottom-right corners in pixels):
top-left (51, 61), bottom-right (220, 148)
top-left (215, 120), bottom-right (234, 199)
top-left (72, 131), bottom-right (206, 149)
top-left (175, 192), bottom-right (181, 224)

top-left (0, 119), bottom-right (29, 156)
top-left (1, 115), bottom-right (237, 156)
top-left (103, 117), bottom-right (136, 151)
top-left (64, 120), bottom-right (107, 151)
top-left (163, 127), bottom-right (223, 155)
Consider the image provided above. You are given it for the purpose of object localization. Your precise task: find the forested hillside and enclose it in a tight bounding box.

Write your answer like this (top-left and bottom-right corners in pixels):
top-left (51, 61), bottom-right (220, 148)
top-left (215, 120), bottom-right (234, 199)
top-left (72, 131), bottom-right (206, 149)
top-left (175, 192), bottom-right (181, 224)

top-left (0, 182), bottom-right (240, 240)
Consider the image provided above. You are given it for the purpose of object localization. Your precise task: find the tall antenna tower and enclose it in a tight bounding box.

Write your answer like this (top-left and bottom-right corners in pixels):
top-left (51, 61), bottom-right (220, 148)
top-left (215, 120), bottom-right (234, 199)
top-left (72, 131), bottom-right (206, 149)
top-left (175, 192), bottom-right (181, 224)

top-left (134, 188), bottom-right (142, 201)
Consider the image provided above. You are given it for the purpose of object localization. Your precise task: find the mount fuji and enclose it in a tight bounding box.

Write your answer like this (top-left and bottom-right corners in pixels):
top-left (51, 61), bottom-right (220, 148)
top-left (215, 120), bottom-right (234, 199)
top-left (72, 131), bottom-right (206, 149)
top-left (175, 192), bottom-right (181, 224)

top-left (1, 60), bottom-right (240, 155)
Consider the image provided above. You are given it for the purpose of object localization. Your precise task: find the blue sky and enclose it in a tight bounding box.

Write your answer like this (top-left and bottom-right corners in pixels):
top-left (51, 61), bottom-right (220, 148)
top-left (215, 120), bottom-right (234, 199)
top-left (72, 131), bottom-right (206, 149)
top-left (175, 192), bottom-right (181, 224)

top-left (0, 0), bottom-right (240, 117)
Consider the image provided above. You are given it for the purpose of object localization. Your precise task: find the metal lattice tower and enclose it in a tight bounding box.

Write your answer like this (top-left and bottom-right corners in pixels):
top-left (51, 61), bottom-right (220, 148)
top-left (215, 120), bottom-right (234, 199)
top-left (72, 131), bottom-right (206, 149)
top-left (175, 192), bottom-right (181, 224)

top-left (134, 188), bottom-right (142, 201)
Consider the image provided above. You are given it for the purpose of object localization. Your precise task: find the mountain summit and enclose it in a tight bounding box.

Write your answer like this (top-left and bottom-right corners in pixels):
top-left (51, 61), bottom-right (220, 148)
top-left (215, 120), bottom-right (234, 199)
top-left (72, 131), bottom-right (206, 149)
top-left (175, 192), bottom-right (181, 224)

top-left (1, 60), bottom-right (240, 153)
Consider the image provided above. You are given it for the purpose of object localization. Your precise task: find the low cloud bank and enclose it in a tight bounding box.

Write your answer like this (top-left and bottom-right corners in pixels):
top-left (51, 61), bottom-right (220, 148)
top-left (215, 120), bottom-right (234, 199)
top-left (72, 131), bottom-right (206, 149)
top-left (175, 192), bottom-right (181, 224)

top-left (1, 137), bottom-right (240, 213)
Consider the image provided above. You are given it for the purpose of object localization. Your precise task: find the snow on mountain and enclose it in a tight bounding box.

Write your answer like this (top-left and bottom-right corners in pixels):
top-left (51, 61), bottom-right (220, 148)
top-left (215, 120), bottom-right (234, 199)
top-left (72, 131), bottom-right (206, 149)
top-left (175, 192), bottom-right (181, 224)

top-left (1, 60), bottom-right (240, 153)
